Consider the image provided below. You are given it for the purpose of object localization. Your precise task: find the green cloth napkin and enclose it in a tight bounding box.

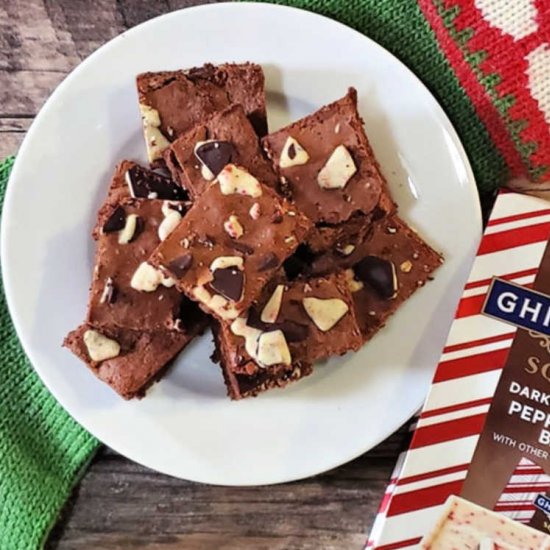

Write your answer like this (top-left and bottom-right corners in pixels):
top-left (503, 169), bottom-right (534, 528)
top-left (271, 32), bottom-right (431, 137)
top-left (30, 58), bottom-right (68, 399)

top-left (0, 157), bottom-right (99, 549)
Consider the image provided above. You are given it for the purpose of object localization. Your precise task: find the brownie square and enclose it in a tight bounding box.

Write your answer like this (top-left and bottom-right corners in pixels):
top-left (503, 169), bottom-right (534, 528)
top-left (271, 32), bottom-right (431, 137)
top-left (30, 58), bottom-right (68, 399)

top-left (137, 62), bottom-right (267, 165)
top-left (89, 196), bottom-right (193, 332)
top-left (64, 322), bottom-right (202, 399)
top-left (262, 87), bottom-right (395, 253)
top-left (164, 104), bottom-right (278, 199)
top-left (212, 272), bottom-right (362, 399)
top-left (149, 164), bottom-right (313, 322)
top-left (88, 162), bottom-right (196, 332)
top-left (344, 216), bottom-right (443, 341)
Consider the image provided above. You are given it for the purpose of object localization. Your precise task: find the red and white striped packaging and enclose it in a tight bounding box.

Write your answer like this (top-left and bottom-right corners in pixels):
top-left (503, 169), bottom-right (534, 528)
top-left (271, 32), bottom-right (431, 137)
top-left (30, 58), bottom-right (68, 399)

top-left (366, 190), bottom-right (550, 549)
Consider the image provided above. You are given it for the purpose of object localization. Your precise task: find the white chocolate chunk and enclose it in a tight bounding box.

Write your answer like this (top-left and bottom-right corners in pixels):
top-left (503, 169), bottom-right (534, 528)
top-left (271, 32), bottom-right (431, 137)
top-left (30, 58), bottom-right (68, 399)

top-left (279, 136), bottom-right (310, 168)
top-left (201, 164), bottom-right (215, 181)
top-left (99, 277), bottom-right (115, 304)
top-left (337, 244), bottom-right (355, 256)
top-left (344, 269), bottom-right (364, 293)
top-left (161, 274), bottom-right (177, 288)
top-left (249, 202), bottom-right (261, 220)
top-left (223, 215), bottom-right (244, 239)
top-left (161, 201), bottom-right (181, 217)
top-left (400, 260), bottom-right (413, 273)
top-left (303, 297), bottom-right (349, 331)
top-left (256, 330), bottom-right (291, 366)
top-left (317, 145), bottom-right (357, 189)
top-left (83, 329), bottom-right (120, 362)
top-left (231, 317), bottom-right (263, 358)
top-left (218, 164), bottom-right (262, 198)
top-left (261, 285), bottom-right (284, 323)
top-left (192, 285), bottom-right (239, 320)
top-left (193, 141), bottom-right (216, 181)
top-left (210, 256), bottom-right (244, 272)
top-left (158, 210), bottom-right (182, 241)
top-left (139, 104), bottom-right (170, 163)
top-left (130, 262), bottom-right (165, 292)
top-left (118, 214), bottom-right (139, 244)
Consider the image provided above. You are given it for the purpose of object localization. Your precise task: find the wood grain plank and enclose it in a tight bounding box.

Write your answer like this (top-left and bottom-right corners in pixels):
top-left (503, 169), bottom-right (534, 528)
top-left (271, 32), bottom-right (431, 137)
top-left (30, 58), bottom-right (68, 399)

top-left (0, 0), bottom-right (80, 72)
top-left (50, 532), bottom-right (370, 550)
top-left (47, 436), bottom-right (403, 550)
top-left (0, 121), bottom-right (32, 158)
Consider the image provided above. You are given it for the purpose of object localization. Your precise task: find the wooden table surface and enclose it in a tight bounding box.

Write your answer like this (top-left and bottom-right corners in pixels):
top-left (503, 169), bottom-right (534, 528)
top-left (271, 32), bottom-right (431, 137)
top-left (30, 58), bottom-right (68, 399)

top-left (1, 1), bottom-right (407, 548)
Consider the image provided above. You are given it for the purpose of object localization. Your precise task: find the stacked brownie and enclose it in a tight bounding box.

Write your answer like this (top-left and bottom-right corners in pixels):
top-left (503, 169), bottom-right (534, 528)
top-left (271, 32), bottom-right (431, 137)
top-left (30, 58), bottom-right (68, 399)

top-left (65, 62), bottom-right (443, 400)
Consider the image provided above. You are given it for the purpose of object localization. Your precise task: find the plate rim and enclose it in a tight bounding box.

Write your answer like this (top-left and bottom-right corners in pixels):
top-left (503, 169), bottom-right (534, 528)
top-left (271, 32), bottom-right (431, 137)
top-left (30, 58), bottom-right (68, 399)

top-left (1, 1), bottom-right (481, 485)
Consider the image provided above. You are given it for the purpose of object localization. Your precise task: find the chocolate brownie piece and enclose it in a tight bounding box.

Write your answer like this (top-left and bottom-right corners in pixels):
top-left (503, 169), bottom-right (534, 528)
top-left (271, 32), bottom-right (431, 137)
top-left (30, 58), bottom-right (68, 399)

top-left (212, 272), bottom-right (362, 399)
top-left (89, 195), bottom-right (195, 332)
top-left (262, 88), bottom-right (395, 253)
top-left (137, 63), bottom-right (267, 165)
top-left (149, 164), bottom-right (312, 322)
top-left (164, 104), bottom-right (277, 199)
top-left (344, 216), bottom-right (443, 341)
top-left (64, 322), bottom-right (201, 399)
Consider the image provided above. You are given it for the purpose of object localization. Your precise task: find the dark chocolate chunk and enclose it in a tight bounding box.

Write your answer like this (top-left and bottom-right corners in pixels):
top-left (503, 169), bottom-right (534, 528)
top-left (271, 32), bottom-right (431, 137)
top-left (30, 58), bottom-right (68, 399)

top-left (130, 216), bottom-right (145, 243)
top-left (246, 308), bottom-right (265, 331)
top-left (232, 241), bottom-right (255, 255)
top-left (283, 245), bottom-right (315, 279)
top-left (126, 165), bottom-right (187, 201)
top-left (258, 253), bottom-right (279, 272)
top-left (288, 143), bottom-right (296, 160)
top-left (246, 312), bottom-right (309, 343)
top-left (371, 206), bottom-right (386, 221)
top-left (168, 253), bottom-right (193, 278)
top-left (278, 321), bottom-right (309, 343)
top-left (194, 140), bottom-right (235, 178)
top-left (210, 267), bottom-right (244, 302)
top-left (271, 211), bottom-right (283, 224)
top-left (167, 202), bottom-right (189, 215)
top-left (103, 206), bottom-right (126, 233)
top-left (354, 256), bottom-right (397, 299)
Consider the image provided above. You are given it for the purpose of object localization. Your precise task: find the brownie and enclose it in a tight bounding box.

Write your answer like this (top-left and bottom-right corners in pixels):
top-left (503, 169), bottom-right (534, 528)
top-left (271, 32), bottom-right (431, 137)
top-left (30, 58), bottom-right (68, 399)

top-left (89, 196), bottom-right (193, 332)
top-left (64, 323), bottom-right (201, 399)
top-left (212, 272), bottom-right (362, 399)
top-left (262, 88), bottom-right (395, 252)
top-left (137, 63), bottom-right (267, 164)
top-left (164, 104), bottom-right (278, 199)
top-left (344, 216), bottom-right (443, 341)
top-left (148, 164), bottom-right (312, 322)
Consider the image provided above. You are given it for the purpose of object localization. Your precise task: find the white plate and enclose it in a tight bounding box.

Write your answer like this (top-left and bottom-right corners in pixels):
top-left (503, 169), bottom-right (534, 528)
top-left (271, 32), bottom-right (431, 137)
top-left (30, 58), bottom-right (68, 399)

top-left (1, 3), bottom-right (481, 485)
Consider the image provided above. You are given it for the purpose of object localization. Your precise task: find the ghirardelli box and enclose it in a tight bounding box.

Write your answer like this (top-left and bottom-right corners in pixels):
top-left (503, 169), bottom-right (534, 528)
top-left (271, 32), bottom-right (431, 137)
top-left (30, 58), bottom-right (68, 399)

top-left (367, 191), bottom-right (550, 549)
